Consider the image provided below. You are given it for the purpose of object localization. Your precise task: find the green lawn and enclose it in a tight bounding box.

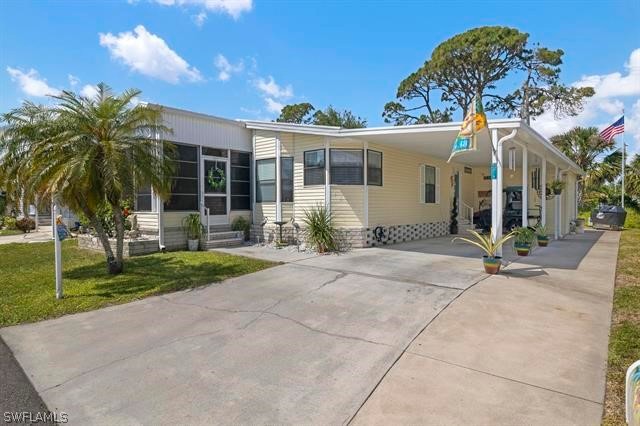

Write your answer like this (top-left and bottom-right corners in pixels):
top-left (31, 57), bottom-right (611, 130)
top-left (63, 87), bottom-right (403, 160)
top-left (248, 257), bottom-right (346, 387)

top-left (0, 240), bottom-right (276, 327)
top-left (0, 229), bottom-right (23, 236)
top-left (603, 229), bottom-right (640, 425)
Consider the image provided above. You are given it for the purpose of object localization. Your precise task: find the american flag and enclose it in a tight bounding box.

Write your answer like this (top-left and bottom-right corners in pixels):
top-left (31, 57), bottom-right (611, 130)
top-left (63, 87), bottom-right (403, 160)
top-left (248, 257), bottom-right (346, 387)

top-left (599, 116), bottom-right (624, 142)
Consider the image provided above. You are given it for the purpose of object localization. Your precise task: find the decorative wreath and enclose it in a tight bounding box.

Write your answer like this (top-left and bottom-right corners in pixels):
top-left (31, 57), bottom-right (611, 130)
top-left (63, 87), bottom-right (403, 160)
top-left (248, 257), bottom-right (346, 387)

top-left (207, 167), bottom-right (226, 191)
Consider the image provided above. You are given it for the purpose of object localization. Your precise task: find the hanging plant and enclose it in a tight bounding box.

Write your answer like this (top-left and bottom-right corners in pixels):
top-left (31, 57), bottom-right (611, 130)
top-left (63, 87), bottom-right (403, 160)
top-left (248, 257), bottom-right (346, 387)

top-left (207, 167), bottom-right (226, 191)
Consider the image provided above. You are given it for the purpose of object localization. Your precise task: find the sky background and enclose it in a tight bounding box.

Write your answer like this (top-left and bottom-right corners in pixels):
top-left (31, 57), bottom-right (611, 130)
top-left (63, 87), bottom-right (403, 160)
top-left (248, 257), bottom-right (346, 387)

top-left (1, 0), bottom-right (639, 154)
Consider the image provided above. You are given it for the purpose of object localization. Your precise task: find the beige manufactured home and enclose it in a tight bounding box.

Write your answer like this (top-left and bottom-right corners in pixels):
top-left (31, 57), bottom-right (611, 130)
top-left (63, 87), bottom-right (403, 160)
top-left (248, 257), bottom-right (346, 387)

top-left (133, 106), bottom-right (581, 251)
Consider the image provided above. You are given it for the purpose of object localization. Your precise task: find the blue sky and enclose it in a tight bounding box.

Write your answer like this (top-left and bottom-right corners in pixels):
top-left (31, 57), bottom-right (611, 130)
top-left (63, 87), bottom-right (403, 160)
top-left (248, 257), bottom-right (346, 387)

top-left (1, 0), bottom-right (639, 152)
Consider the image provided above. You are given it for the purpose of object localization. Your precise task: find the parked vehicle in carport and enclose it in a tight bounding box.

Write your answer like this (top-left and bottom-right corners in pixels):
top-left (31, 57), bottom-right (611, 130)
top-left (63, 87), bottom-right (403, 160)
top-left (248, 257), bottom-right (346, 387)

top-left (473, 186), bottom-right (540, 232)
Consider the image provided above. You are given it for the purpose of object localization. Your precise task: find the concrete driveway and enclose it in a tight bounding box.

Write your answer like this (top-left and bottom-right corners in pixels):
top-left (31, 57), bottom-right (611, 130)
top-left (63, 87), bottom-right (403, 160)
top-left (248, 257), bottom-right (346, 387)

top-left (1, 243), bottom-right (475, 425)
top-left (1, 231), bottom-right (616, 425)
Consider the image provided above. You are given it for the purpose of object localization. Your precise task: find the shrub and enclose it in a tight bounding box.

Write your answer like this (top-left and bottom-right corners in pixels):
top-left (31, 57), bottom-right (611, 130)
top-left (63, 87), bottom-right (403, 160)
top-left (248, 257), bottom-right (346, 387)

top-left (303, 206), bottom-right (337, 253)
top-left (182, 213), bottom-right (203, 240)
top-left (512, 226), bottom-right (535, 246)
top-left (4, 216), bottom-right (17, 230)
top-left (15, 217), bottom-right (35, 233)
top-left (231, 216), bottom-right (251, 241)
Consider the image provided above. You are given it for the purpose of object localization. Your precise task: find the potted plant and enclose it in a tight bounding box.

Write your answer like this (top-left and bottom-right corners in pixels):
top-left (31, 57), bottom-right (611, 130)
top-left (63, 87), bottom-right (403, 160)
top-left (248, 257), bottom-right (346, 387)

top-left (512, 226), bottom-right (535, 256)
top-left (547, 179), bottom-right (565, 195)
top-left (182, 213), bottom-right (203, 251)
top-left (452, 228), bottom-right (515, 274)
top-left (534, 224), bottom-right (549, 247)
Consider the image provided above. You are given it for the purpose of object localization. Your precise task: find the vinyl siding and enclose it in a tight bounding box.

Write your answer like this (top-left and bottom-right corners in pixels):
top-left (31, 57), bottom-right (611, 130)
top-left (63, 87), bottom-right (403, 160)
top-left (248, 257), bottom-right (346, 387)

top-left (293, 134), bottom-right (326, 222)
top-left (368, 143), bottom-right (452, 226)
top-left (136, 212), bottom-right (159, 231)
top-left (331, 186), bottom-right (365, 227)
top-left (254, 131), bottom-right (276, 159)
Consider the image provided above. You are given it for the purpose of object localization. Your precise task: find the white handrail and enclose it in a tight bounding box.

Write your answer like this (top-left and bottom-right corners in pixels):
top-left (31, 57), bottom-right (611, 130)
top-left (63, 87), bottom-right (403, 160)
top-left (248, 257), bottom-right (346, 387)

top-left (204, 206), bottom-right (210, 241)
top-left (460, 201), bottom-right (473, 223)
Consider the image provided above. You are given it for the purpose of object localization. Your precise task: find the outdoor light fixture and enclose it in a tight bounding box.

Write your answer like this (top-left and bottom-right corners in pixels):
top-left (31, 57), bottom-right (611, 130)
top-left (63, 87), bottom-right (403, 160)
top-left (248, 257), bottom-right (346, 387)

top-left (508, 146), bottom-right (516, 171)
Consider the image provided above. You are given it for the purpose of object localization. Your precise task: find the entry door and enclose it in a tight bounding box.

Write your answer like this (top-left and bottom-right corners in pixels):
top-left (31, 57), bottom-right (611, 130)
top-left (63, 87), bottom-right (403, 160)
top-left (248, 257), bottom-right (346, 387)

top-left (201, 155), bottom-right (229, 225)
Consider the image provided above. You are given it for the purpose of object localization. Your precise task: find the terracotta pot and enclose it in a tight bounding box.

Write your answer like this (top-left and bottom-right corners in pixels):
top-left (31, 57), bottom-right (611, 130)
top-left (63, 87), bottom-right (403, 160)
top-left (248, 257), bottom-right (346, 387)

top-left (483, 256), bottom-right (502, 274)
top-left (515, 243), bottom-right (530, 256)
top-left (537, 237), bottom-right (548, 247)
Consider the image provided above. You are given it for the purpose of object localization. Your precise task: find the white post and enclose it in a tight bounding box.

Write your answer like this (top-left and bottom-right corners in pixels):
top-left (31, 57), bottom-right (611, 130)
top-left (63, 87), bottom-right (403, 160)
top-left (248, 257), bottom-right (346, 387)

top-left (491, 129), bottom-right (503, 255)
top-left (275, 132), bottom-right (282, 222)
top-left (363, 140), bottom-right (369, 228)
top-left (53, 204), bottom-right (63, 299)
top-left (51, 200), bottom-right (55, 240)
top-left (522, 147), bottom-right (528, 228)
top-left (34, 195), bottom-right (39, 232)
top-left (324, 137), bottom-right (331, 212)
top-left (554, 165), bottom-right (560, 240)
top-left (541, 158), bottom-right (547, 227)
top-left (621, 136), bottom-right (625, 209)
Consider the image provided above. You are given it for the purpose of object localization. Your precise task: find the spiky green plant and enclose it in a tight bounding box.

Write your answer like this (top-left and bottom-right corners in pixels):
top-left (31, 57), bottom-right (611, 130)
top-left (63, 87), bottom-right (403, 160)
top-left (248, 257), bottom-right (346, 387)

top-left (182, 213), bottom-right (204, 240)
top-left (302, 205), bottom-right (337, 253)
top-left (512, 226), bottom-right (535, 246)
top-left (534, 223), bottom-right (549, 238)
top-left (452, 228), bottom-right (515, 258)
top-left (0, 83), bottom-right (176, 274)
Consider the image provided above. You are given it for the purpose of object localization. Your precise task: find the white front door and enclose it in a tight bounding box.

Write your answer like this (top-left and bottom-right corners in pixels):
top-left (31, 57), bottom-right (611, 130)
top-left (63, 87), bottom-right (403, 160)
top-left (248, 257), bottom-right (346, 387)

top-left (201, 155), bottom-right (229, 226)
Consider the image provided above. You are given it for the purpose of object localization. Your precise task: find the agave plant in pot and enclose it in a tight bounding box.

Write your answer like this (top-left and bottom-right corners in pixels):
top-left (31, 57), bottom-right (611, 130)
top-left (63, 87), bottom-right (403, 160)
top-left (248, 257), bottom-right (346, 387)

top-left (535, 224), bottom-right (549, 247)
top-left (182, 213), bottom-right (204, 251)
top-left (452, 228), bottom-right (515, 274)
top-left (512, 226), bottom-right (535, 256)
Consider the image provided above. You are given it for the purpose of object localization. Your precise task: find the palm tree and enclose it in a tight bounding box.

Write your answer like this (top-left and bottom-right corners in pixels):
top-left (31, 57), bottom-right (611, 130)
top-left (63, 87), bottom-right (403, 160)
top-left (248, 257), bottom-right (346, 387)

top-left (0, 83), bottom-right (175, 274)
top-left (625, 154), bottom-right (640, 200)
top-left (550, 126), bottom-right (618, 209)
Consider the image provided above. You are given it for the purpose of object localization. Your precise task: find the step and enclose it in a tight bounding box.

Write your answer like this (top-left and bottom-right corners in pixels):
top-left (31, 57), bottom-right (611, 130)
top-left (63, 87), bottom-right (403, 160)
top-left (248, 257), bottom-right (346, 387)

top-left (205, 224), bottom-right (232, 233)
top-left (203, 237), bottom-right (244, 249)
top-left (207, 230), bottom-right (244, 241)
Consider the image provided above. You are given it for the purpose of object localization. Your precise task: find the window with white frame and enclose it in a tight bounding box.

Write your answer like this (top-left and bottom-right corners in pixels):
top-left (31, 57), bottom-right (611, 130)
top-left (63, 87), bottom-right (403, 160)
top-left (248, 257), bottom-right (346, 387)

top-left (367, 150), bottom-right (383, 186)
top-left (330, 149), bottom-right (364, 185)
top-left (419, 164), bottom-right (440, 204)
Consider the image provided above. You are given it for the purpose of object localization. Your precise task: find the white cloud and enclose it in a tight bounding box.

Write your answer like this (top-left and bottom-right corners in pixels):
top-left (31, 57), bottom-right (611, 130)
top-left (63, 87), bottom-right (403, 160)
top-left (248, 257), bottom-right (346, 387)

top-left (192, 11), bottom-right (207, 27)
top-left (6, 67), bottom-right (60, 97)
top-left (255, 76), bottom-right (293, 99)
top-left (264, 97), bottom-right (284, 114)
top-left (214, 54), bottom-right (243, 81)
top-left (531, 48), bottom-right (640, 156)
top-left (149, 0), bottom-right (252, 19)
top-left (99, 25), bottom-right (202, 84)
top-left (68, 74), bottom-right (80, 87)
top-left (80, 84), bottom-right (98, 98)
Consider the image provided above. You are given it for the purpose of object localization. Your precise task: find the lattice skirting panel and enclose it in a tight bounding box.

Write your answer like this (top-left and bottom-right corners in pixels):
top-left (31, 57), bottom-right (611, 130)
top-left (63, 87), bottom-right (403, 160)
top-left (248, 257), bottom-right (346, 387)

top-left (365, 221), bottom-right (450, 247)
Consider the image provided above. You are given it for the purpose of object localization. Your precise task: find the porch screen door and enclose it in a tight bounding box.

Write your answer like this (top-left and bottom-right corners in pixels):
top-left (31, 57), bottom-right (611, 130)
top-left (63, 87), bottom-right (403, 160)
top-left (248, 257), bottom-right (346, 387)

top-left (202, 155), bottom-right (229, 225)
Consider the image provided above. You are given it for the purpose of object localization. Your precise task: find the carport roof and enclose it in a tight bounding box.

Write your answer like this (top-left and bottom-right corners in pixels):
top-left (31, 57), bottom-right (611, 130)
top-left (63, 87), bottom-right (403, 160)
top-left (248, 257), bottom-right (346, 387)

top-left (243, 118), bottom-right (583, 174)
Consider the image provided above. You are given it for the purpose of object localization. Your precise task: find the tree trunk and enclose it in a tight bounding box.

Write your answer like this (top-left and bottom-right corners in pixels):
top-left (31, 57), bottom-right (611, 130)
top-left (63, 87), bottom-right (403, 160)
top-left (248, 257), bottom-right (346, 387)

top-left (112, 208), bottom-right (126, 274)
top-left (88, 214), bottom-right (121, 274)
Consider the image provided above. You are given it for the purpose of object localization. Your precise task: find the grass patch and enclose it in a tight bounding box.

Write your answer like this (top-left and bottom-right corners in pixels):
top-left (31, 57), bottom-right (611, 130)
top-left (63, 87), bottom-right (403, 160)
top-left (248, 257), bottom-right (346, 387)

top-left (603, 228), bottom-right (640, 425)
top-left (0, 229), bottom-right (23, 236)
top-left (0, 240), bottom-right (276, 327)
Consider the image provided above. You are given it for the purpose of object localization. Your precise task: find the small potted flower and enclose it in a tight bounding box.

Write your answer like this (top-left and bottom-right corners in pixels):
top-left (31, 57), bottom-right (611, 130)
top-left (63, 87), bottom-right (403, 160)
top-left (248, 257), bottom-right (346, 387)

top-left (453, 228), bottom-right (515, 274)
top-left (513, 226), bottom-right (535, 256)
top-left (534, 224), bottom-right (549, 247)
top-left (548, 179), bottom-right (565, 195)
top-left (182, 213), bottom-right (204, 251)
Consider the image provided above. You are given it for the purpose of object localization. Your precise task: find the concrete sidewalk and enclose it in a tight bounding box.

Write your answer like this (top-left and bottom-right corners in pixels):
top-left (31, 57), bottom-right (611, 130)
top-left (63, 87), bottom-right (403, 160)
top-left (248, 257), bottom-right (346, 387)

top-left (352, 230), bottom-right (619, 425)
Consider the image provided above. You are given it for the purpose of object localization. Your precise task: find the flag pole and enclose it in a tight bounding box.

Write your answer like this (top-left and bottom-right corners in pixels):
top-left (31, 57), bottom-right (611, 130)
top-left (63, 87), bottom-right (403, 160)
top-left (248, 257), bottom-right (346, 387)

top-left (621, 109), bottom-right (625, 209)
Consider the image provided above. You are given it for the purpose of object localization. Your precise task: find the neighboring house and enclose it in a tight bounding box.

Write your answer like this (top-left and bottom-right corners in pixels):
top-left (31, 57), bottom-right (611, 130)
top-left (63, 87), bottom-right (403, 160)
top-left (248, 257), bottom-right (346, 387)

top-left (134, 105), bottom-right (581, 250)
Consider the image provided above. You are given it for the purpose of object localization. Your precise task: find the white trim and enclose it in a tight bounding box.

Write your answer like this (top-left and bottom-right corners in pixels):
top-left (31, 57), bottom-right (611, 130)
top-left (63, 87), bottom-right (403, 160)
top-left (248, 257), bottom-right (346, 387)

top-left (522, 147), bottom-right (528, 228)
top-left (555, 165), bottom-right (560, 239)
top-left (363, 140), bottom-right (368, 228)
top-left (146, 103), bottom-right (247, 128)
top-left (251, 130), bottom-right (256, 225)
top-left (324, 137), bottom-right (331, 212)
top-left (419, 164), bottom-right (426, 203)
top-left (541, 157), bottom-right (547, 227)
top-left (275, 132), bottom-right (282, 222)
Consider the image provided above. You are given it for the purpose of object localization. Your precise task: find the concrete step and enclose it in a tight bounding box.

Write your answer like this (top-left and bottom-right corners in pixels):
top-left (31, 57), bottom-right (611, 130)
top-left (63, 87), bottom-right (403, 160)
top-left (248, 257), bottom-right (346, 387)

top-left (207, 230), bottom-right (244, 241)
top-left (203, 237), bottom-right (244, 249)
top-left (206, 224), bottom-right (232, 233)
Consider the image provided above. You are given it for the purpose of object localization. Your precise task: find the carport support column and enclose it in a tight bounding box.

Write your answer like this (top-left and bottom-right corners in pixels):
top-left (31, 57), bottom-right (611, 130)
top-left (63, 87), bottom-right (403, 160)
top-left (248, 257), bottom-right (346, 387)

top-left (541, 158), bottom-right (547, 227)
top-left (491, 128), bottom-right (503, 256)
top-left (521, 147), bottom-right (528, 228)
top-left (554, 165), bottom-right (559, 240)
top-left (324, 137), bottom-right (331, 212)
top-left (275, 132), bottom-right (282, 222)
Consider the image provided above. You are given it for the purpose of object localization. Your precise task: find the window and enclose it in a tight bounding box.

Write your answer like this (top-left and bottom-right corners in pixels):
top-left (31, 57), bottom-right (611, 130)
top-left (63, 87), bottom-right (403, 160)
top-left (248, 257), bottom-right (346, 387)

top-left (281, 157), bottom-right (294, 202)
top-left (367, 150), bottom-right (382, 186)
top-left (202, 147), bottom-right (227, 157)
top-left (420, 165), bottom-right (439, 204)
top-left (164, 143), bottom-right (199, 211)
top-left (304, 149), bottom-right (325, 186)
top-left (230, 151), bottom-right (251, 210)
top-left (256, 159), bottom-right (276, 202)
top-left (330, 149), bottom-right (363, 185)
top-left (135, 185), bottom-right (152, 212)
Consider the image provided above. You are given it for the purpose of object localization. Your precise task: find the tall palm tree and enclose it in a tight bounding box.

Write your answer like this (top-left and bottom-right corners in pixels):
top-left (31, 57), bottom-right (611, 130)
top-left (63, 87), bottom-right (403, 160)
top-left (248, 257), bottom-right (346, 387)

top-left (626, 154), bottom-right (640, 200)
top-left (550, 126), bottom-right (618, 209)
top-left (1, 83), bottom-right (175, 274)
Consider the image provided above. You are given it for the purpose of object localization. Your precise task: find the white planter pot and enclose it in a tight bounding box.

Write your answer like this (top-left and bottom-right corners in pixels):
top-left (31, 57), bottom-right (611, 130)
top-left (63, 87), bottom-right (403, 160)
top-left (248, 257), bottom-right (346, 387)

top-left (187, 239), bottom-right (199, 251)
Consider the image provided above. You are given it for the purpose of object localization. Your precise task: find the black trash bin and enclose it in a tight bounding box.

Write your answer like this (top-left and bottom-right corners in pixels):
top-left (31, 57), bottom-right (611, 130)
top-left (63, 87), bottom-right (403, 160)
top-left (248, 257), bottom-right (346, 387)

top-left (591, 205), bottom-right (627, 230)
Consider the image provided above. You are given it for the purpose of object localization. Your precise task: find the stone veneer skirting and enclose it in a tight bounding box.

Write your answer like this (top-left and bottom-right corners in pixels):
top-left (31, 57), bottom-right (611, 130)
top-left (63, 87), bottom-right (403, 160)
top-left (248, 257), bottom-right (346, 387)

top-left (251, 220), bottom-right (449, 249)
top-left (77, 234), bottom-right (160, 257)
